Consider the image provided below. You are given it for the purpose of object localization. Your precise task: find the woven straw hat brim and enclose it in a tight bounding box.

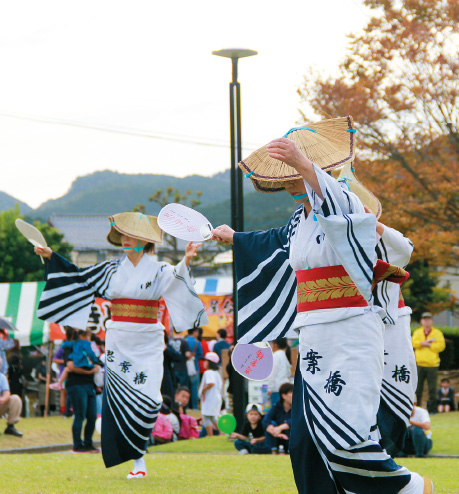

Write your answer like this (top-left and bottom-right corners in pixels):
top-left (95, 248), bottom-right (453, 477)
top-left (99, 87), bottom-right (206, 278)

top-left (239, 116), bottom-right (356, 193)
top-left (334, 163), bottom-right (382, 219)
top-left (107, 212), bottom-right (163, 246)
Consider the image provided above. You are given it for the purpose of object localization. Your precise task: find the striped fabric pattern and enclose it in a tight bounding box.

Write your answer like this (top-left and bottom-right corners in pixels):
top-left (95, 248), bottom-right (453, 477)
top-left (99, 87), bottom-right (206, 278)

top-left (297, 374), bottom-right (411, 493)
top-left (373, 228), bottom-right (413, 325)
top-left (102, 366), bottom-right (160, 467)
top-left (37, 252), bottom-right (121, 328)
top-left (0, 282), bottom-right (47, 346)
top-left (233, 206), bottom-right (302, 344)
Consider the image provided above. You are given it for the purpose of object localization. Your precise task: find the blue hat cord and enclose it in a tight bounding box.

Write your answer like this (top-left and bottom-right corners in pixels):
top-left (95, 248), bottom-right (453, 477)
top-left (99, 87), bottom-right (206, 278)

top-left (123, 240), bottom-right (146, 253)
top-left (292, 192), bottom-right (309, 201)
top-left (338, 176), bottom-right (353, 191)
top-left (283, 127), bottom-right (317, 138)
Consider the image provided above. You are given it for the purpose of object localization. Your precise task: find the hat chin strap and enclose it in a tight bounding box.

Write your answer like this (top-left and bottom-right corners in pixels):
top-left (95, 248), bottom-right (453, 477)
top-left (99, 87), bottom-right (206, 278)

top-left (123, 240), bottom-right (145, 253)
top-left (292, 192), bottom-right (309, 200)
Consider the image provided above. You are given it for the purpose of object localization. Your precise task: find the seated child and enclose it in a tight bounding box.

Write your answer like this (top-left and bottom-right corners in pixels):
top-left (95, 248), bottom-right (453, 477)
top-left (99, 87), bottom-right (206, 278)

top-left (230, 403), bottom-right (270, 454)
top-left (151, 402), bottom-right (174, 444)
top-left (162, 395), bottom-right (181, 440)
top-left (50, 329), bottom-right (102, 390)
top-left (437, 378), bottom-right (455, 412)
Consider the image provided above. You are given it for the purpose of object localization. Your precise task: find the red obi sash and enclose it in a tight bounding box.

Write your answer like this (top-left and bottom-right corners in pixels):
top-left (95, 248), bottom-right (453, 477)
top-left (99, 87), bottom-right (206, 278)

top-left (398, 289), bottom-right (406, 308)
top-left (110, 299), bottom-right (159, 324)
top-left (296, 265), bottom-right (368, 312)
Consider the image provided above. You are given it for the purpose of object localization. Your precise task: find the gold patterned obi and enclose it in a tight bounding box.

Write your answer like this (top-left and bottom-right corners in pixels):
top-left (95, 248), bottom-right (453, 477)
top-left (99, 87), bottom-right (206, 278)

top-left (296, 265), bottom-right (368, 312)
top-left (110, 298), bottom-right (159, 324)
top-left (296, 261), bottom-right (410, 313)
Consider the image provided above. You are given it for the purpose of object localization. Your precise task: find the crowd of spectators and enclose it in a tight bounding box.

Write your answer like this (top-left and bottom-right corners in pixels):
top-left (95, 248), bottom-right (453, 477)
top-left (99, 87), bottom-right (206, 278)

top-left (1, 316), bottom-right (458, 461)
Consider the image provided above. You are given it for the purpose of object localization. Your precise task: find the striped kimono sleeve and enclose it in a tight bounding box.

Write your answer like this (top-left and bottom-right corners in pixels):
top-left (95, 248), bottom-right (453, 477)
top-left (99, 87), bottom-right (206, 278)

top-left (160, 259), bottom-right (209, 331)
top-left (234, 207), bottom-right (302, 344)
top-left (37, 252), bottom-right (120, 329)
top-left (305, 164), bottom-right (377, 302)
top-left (373, 227), bottom-right (413, 325)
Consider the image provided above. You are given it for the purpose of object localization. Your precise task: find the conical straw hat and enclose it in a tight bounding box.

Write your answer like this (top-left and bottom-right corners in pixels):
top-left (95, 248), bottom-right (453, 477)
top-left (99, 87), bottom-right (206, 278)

top-left (333, 163), bottom-right (382, 219)
top-left (107, 212), bottom-right (163, 246)
top-left (239, 116), bottom-right (356, 193)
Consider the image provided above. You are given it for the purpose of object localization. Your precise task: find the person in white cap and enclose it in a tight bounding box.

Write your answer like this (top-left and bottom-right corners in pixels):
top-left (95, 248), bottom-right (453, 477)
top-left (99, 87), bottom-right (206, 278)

top-left (230, 403), bottom-right (270, 454)
top-left (198, 352), bottom-right (222, 437)
top-left (34, 212), bottom-right (208, 479)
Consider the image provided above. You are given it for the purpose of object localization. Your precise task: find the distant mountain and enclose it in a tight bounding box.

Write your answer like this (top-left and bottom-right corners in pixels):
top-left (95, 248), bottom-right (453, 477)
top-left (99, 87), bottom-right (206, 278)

top-left (0, 191), bottom-right (33, 215)
top-left (31, 170), bottom-right (236, 220)
top-left (31, 169), bottom-right (254, 220)
top-left (0, 168), bottom-right (294, 230)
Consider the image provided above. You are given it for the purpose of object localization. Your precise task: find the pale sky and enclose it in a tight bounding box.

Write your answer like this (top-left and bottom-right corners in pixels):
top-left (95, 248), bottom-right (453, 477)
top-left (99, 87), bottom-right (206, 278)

top-left (0, 0), bottom-right (371, 209)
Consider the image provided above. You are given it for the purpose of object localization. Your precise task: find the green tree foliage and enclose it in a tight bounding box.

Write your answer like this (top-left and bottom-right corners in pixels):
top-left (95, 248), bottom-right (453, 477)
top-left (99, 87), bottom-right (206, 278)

top-left (0, 206), bottom-right (73, 282)
top-left (297, 0), bottom-right (459, 267)
top-left (402, 260), bottom-right (457, 322)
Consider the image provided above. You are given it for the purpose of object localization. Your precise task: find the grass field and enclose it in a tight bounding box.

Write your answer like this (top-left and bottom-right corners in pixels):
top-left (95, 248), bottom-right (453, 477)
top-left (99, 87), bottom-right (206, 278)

top-left (0, 412), bottom-right (457, 493)
top-left (0, 452), bottom-right (457, 493)
top-left (1, 412), bottom-right (457, 454)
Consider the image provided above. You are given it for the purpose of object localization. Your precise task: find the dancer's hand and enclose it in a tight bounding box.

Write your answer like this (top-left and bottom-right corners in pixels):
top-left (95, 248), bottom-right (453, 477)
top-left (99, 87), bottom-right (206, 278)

top-left (34, 246), bottom-right (53, 260)
top-left (266, 138), bottom-right (312, 171)
top-left (267, 138), bottom-right (322, 199)
top-left (212, 225), bottom-right (235, 244)
top-left (364, 206), bottom-right (384, 235)
top-left (185, 242), bottom-right (202, 267)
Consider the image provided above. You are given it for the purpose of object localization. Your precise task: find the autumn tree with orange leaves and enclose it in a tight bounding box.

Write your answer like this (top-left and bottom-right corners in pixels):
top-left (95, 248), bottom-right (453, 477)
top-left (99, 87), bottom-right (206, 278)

top-left (298, 0), bottom-right (458, 270)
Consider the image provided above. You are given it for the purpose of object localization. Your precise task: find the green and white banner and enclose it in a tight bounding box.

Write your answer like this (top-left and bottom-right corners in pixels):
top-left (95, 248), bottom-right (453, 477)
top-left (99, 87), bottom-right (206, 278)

top-left (0, 282), bottom-right (50, 346)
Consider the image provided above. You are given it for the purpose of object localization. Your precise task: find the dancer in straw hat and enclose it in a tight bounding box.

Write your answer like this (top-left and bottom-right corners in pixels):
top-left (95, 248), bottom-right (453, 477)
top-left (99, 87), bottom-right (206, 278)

top-left (336, 163), bottom-right (418, 457)
top-left (212, 117), bottom-right (433, 494)
top-left (34, 212), bottom-right (208, 479)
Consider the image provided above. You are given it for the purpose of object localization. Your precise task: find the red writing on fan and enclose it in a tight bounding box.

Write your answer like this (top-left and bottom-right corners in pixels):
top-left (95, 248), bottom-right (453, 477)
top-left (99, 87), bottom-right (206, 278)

top-left (243, 350), bottom-right (265, 375)
top-left (163, 212), bottom-right (198, 232)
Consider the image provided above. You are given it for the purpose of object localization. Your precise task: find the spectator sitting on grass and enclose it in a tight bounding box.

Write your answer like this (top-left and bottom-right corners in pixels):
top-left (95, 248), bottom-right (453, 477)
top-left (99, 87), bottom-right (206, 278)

top-left (262, 382), bottom-right (293, 454)
top-left (174, 386), bottom-right (191, 414)
top-left (399, 403), bottom-right (432, 458)
top-left (0, 356), bottom-right (23, 437)
top-left (437, 378), bottom-right (455, 413)
top-left (162, 395), bottom-right (181, 440)
top-left (151, 402), bottom-right (174, 445)
top-left (230, 403), bottom-right (270, 455)
top-left (50, 329), bottom-right (103, 391)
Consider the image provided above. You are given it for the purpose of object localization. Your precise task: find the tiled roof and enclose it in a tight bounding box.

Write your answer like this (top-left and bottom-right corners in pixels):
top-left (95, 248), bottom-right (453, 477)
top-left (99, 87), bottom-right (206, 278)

top-left (48, 214), bottom-right (189, 252)
top-left (48, 214), bottom-right (116, 251)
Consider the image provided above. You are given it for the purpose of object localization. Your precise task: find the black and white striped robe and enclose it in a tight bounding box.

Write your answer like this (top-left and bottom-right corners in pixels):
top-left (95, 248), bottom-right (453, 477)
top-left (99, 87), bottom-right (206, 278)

top-left (37, 252), bottom-right (207, 467)
top-left (234, 164), bottom-right (418, 493)
top-left (373, 226), bottom-right (417, 456)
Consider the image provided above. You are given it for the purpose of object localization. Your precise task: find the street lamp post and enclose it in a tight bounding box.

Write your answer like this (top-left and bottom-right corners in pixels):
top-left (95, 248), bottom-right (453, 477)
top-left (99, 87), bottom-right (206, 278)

top-left (212, 47), bottom-right (257, 429)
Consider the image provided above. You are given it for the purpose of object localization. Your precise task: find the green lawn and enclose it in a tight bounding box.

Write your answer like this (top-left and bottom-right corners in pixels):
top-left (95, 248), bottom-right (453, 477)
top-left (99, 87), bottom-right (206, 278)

top-left (2, 411), bottom-right (457, 455)
top-left (0, 412), bottom-right (457, 493)
top-left (0, 453), bottom-right (457, 493)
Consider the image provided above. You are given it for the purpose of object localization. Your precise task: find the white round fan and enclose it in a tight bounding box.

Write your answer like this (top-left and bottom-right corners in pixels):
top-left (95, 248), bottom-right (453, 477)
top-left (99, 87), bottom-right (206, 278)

top-left (15, 218), bottom-right (48, 264)
top-left (157, 204), bottom-right (213, 242)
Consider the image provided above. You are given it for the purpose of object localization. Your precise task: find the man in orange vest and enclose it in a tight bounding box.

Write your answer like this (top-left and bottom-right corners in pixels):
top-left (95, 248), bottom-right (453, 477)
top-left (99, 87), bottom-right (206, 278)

top-left (412, 312), bottom-right (446, 413)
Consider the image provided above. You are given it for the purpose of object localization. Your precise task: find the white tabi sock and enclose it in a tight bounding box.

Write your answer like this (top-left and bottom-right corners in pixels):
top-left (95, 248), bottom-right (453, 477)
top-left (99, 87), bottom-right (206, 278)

top-left (398, 472), bottom-right (428, 494)
top-left (126, 456), bottom-right (147, 479)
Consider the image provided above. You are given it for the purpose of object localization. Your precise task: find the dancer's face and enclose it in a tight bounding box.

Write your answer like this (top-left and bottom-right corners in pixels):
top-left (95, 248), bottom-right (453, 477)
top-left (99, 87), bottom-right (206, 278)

top-left (120, 234), bottom-right (146, 251)
top-left (284, 180), bottom-right (307, 203)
